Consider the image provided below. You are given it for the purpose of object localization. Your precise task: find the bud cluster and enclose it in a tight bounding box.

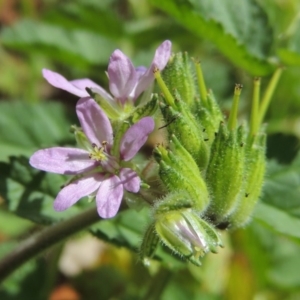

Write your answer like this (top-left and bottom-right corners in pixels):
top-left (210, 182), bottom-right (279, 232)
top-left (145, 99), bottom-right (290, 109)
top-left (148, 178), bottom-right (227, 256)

top-left (140, 52), bottom-right (281, 265)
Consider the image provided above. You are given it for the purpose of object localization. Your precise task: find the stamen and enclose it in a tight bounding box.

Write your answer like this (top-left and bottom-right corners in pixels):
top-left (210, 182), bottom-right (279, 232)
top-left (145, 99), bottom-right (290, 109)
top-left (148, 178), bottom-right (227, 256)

top-left (89, 144), bottom-right (108, 162)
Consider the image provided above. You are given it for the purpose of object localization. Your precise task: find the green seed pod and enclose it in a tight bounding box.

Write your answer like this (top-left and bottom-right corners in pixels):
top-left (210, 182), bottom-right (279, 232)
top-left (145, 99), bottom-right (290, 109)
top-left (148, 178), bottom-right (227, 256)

top-left (153, 141), bottom-right (209, 212)
top-left (161, 52), bottom-right (196, 106)
top-left (159, 101), bottom-right (209, 170)
top-left (205, 123), bottom-right (246, 224)
top-left (229, 133), bottom-right (266, 228)
top-left (155, 209), bottom-right (223, 266)
top-left (193, 91), bottom-right (224, 146)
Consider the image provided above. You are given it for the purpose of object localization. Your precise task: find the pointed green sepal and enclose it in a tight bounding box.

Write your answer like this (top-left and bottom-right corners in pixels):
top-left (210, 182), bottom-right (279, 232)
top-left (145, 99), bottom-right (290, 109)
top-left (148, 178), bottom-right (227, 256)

top-left (130, 94), bottom-right (158, 123)
top-left (161, 52), bottom-right (196, 106)
top-left (228, 132), bottom-right (266, 227)
top-left (86, 87), bottom-right (122, 120)
top-left (153, 142), bottom-right (209, 211)
top-left (70, 125), bottom-right (91, 150)
top-left (205, 123), bottom-right (247, 223)
top-left (140, 222), bottom-right (160, 265)
top-left (159, 101), bottom-right (210, 170)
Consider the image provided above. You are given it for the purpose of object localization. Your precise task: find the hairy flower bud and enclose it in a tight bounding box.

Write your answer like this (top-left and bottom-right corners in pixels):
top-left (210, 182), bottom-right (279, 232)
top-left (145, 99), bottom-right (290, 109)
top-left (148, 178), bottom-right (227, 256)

top-left (155, 209), bottom-right (223, 266)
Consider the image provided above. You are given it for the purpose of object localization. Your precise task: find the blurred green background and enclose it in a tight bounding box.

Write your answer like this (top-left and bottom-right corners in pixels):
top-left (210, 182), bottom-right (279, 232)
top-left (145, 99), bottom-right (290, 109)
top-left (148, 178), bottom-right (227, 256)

top-left (1, 0), bottom-right (300, 299)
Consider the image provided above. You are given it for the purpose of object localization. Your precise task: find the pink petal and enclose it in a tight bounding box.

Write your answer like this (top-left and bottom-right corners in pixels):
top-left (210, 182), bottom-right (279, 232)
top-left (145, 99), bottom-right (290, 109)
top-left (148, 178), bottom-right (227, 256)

top-left (70, 78), bottom-right (103, 91)
top-left (133, 40), bottom-right (172, 99)
top-left (42, 69), bottom-right (89, 98)
top-left (135, 66), bottom-right (147, 79)
top-left (76, 98), bottom-right (113, 146)
top-left (151, 40), bottom-right (172, 70)
top-left (29, 147), bottom-right (95, 175)
top-left (54, 174), bottom-right (104, 211)
top-left (108, 50), bottom-right (137, 103)
top-left (119, 168), bottom-right (141, 193)
top-left (96, 175), bottom-right (123, 218)
top-left (120, 117), bottom-right (155, 161)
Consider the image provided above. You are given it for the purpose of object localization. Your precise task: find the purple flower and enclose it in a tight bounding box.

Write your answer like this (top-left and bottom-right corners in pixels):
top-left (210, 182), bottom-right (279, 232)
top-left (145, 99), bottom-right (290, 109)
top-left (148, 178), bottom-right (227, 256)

top-left (42, 40), bottom-right (172, 105)
top-left (30, 98), bottom-right (155, 218)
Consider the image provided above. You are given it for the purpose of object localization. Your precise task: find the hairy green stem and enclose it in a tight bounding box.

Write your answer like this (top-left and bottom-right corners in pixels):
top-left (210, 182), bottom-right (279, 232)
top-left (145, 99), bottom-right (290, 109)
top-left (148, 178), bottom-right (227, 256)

top-left (0, 206), bottom-right (101, 282)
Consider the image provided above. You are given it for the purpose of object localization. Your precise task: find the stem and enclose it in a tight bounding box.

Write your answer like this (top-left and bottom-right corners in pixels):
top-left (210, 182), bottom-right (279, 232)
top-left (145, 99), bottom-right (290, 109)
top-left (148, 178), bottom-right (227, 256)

top-left (194, 60), bottom-right (208, 104)
top-left (0, 206), bottom-right (100, 283)
top-left (142, 267), bottom-right (172, 300)
top-left (153, 67), bottom-right (175, 106)
top-left (228, 84), bottom-right (243, 131)
top-left (250, 77), bottom-right (261, 136)
top-left (258, 68), bottom-right (282, 126)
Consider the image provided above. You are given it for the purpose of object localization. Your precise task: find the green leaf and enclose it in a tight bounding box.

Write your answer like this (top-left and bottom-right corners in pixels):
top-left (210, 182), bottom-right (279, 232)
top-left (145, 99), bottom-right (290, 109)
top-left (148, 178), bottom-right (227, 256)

top-left (253, 154), bottom-right (300, 240)
top-left (262, 156), bottom-right (300, 216)
top-left (1, 19), bottom-right (117, 66)
top-left (278, 21), bottom-right (300, 66)
top-left (0, 242), bottom-right (48, 300)
top-left (0, 156), bottom-right (80, 225)
top-left (0, 101), bottom-right (74, 162)
top-left (254, 202), bottom-right (300, 240)
top-left (150, 0), bottom-right (274, 75)
top-left (90, 208), bottom-right (151, 250)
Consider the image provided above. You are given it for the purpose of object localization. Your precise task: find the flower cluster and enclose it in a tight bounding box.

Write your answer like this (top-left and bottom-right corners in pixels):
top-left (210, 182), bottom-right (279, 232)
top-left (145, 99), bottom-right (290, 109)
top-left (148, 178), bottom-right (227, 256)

top-left (30, 41), bottom-right (172, 218)
top-left (30, 40), bottom-right (277, 266)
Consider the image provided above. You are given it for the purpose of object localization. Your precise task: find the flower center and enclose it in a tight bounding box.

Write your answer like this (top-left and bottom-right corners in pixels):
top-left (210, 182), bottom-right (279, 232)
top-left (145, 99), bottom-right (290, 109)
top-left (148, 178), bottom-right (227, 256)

top-left (89, 142), bottom-right (108, 162)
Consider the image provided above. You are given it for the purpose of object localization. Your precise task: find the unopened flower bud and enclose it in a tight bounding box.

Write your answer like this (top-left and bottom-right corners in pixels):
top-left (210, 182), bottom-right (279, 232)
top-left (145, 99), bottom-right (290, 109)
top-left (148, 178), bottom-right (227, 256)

top-left (155, 209), bottom-right (223, 266)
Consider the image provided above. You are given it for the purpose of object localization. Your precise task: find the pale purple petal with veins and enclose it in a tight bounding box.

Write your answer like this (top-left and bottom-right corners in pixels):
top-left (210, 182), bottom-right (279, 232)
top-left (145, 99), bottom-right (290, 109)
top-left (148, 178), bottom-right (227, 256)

top-left (70, 78), bottom-right (103, 91)
top-left (108, 50), bottom-right (138, 102)
top-left (133, 40), bottom-right (172, 99)
top-left (120, 117), bottom-right (155, 161)
top-left (76, 98), bottom-right (113, 146)
top-left (54, 174), bottom-right (104, 211)
top-left (29, 147), bottom-right (95, 175)
top-left (96, 175), bottom-right (123, 218)
top-left (119, 168), bottom-right (140, 193)
top-left (42, 69), bottom-right (89, 98)
top-left (135, 66), bottom-right (147, 79)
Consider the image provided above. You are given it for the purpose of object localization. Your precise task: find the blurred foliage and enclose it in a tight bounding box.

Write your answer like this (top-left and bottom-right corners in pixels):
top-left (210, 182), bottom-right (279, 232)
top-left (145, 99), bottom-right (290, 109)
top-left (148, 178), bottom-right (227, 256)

top-left (1, 0), bottom-right (300, 299)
